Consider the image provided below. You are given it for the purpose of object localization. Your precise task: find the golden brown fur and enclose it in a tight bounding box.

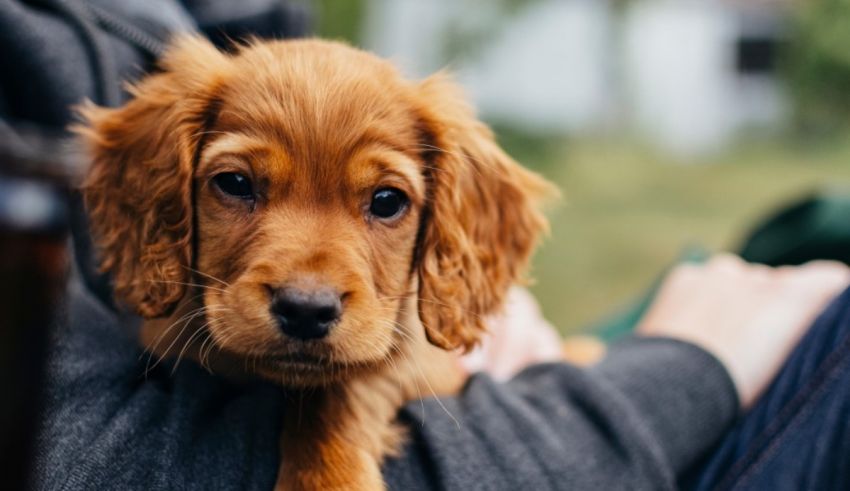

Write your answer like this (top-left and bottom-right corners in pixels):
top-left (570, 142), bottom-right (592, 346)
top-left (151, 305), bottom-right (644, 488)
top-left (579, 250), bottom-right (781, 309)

top-left (79, 36), bottom-right (553, 490)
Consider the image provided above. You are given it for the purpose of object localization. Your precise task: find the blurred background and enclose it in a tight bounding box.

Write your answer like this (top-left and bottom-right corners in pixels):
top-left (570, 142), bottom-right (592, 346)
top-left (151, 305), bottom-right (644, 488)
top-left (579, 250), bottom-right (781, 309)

top-left (315, 0), bottom-right (850, 335)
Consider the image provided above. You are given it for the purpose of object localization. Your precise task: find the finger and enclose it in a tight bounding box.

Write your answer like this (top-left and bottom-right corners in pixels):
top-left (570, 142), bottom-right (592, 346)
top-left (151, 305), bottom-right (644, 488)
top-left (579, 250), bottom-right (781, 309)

top-left (787, 261), bottom-right (850, 288)
top-left (707, 253), bottom-right (745, 268)
top-left (798, 260), bottom-right (850, 282)
top-left (746, 263), bottom-right (777, 285)
top-left (706, 254), bottom-right (747, 276)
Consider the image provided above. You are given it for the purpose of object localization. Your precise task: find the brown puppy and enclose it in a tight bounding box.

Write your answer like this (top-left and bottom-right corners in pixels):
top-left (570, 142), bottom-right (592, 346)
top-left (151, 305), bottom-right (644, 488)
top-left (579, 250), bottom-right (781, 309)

top-left (79, 36), bottom-right (553, 490)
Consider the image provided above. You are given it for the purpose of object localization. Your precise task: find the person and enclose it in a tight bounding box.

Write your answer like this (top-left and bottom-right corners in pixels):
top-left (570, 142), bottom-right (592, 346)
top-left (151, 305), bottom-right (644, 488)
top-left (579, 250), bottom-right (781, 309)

top-left (34, 255), bottom-right (850, 490)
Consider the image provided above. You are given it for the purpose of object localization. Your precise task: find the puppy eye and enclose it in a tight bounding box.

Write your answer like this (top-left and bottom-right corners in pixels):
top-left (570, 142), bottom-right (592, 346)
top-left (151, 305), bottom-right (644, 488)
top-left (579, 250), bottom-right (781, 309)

top-left (213, 172), bottom-right (254, 200)
top-left (369, 188), bottom-right (408, 219)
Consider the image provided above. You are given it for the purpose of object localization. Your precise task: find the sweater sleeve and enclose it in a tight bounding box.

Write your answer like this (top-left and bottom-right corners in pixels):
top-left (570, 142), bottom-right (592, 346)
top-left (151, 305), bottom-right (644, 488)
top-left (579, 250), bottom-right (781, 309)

top-left (383, 338), bottom-right (739, 491)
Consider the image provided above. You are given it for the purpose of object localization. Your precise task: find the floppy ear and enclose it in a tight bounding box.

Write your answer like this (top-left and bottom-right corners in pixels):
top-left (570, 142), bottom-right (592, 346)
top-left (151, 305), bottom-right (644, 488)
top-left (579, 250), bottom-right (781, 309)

top-left (413, 73), bottom-right (557, 352)
top-left (77, 36), bottom-right (229, 318)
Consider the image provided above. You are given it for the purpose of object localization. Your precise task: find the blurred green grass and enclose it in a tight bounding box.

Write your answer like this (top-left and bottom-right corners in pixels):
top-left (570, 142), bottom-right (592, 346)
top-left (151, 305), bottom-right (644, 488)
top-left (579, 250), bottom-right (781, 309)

top-left (498, 132), bottom-right (850, 335)
top-left (313, 0), bottom-right (365, 43)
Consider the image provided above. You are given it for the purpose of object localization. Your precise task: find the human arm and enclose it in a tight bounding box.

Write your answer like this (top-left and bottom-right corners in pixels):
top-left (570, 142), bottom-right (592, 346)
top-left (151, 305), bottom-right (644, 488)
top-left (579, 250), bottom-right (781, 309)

top-left (637, 255), bottom-right (850, 408)
top-left (391, 256), bottom-right (850, 490)
top-left (384, 336), bottom-right (738, 490)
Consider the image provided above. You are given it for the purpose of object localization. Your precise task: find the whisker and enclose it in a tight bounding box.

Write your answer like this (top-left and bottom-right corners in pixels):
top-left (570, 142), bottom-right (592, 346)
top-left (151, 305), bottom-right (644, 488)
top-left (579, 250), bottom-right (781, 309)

top-left (146, 279), bottom-right (228, 294)
top-left (144, 304), bottom-right (232, 375)
top-left (181, 265), bottom-right (231, 287)
top-left (144, 305), bottom-right (214, 374)
top-left (172, 318), bottom-right (217, 374)
top-left (381, 317), bottom-right (461, 429)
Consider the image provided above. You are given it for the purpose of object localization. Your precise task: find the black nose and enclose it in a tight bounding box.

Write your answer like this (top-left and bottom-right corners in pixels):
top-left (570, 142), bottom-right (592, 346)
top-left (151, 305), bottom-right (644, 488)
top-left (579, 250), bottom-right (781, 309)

top-left (270, 286), bottom-right (342, 340)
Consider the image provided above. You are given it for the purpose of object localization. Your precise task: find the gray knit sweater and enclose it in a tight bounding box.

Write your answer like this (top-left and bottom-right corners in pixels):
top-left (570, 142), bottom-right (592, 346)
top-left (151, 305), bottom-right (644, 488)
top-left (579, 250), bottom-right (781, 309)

top-left (35, 278), bottom-right (738, 490)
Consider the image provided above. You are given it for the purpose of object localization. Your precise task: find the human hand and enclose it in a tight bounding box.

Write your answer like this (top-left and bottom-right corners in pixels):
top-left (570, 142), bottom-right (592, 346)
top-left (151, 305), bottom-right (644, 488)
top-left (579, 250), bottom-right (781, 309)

top-left (637, 255), bottom-right (850, 409)
top-left (460, 287), bottom-right (563, 381)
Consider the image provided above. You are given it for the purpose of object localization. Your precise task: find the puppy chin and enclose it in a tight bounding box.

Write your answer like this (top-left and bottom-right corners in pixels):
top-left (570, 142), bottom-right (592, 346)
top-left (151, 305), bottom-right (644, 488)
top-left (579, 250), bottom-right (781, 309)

top-left (213, 324), bottom-right (397, 388)
top-left (252, 354), bottom-right (381, 387)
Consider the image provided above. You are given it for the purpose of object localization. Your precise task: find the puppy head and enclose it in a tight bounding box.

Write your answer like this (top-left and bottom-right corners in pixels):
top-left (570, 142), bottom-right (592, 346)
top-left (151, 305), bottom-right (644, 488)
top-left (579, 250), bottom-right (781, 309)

top-left (80, 36), bottom-right (553, 386)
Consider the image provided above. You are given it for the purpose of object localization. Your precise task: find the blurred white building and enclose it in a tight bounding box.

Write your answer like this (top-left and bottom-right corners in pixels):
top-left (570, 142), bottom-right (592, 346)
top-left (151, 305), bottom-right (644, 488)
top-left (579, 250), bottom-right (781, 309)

top-left (363, 0), bottom-right (789, 157)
